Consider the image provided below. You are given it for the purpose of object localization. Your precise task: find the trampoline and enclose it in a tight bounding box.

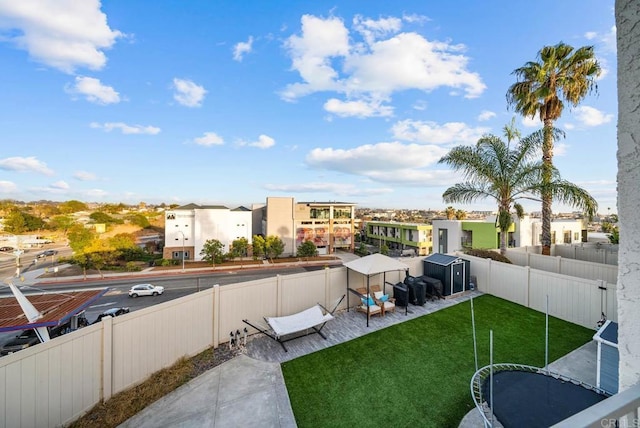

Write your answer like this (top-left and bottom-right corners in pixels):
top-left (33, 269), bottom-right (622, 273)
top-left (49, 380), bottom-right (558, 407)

top-left (471, 363), bottom-right (610, 427)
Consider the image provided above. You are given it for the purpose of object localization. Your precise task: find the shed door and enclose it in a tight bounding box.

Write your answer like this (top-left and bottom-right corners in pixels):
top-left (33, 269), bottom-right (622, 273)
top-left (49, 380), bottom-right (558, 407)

top-left (452, 263), bottom-right (464, 294)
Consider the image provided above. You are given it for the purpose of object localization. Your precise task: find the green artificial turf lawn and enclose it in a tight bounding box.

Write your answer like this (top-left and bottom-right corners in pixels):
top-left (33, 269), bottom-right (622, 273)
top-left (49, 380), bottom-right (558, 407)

top-left (281, 294), bottom-right (595, 428)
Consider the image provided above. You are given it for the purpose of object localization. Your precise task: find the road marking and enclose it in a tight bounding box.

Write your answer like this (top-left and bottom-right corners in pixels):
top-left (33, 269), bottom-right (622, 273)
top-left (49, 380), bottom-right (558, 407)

top-left (89, 302), bottom-right (117, 309)
top-left (104, 290), bottom-right (123, 296)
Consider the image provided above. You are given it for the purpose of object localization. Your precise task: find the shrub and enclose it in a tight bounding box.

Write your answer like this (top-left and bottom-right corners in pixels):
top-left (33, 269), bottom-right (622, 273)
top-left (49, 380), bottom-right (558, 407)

top-left (463, 248), bottom-right (513, 264)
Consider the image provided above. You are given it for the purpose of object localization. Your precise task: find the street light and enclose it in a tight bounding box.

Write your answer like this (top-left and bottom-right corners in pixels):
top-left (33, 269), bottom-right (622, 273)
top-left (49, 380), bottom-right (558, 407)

top-left (175, 231), bottom-right (187, 272)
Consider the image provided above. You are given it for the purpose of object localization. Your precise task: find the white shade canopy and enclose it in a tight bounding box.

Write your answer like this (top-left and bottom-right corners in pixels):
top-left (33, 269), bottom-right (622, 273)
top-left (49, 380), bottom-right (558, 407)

top-left (344, 253), bottom-right (409, 276)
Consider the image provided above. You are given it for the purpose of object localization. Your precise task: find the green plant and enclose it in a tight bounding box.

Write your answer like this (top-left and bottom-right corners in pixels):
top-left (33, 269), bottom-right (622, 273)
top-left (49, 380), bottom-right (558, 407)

top-left (297, 240), bottom-right (318, 258)
top-left (282, 295), bottom-right (593, 427)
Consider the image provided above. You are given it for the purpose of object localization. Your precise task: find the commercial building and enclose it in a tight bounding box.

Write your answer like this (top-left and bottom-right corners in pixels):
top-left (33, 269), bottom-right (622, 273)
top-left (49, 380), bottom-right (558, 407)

top-left (263, 197), bottom-right (356, 256)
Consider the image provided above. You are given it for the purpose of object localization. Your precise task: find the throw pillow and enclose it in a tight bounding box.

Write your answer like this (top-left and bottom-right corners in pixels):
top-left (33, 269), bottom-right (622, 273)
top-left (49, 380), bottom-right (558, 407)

top-left (380, 294), bottom-right (389, 302)
top-left (374, 291), bottom-right (384, 299)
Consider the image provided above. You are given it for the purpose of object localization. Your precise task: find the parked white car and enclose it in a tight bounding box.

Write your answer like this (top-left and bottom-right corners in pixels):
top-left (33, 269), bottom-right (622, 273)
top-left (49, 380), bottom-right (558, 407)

top-left (128, 284), bottom-right (164, 298)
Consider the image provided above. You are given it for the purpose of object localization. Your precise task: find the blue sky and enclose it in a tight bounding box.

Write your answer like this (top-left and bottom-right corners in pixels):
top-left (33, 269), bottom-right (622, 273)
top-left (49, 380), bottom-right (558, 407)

top-left (0, 1), bottom-right (618, 213)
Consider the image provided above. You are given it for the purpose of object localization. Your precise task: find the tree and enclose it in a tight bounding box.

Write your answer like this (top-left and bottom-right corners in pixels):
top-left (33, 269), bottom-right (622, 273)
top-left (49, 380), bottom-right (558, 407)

top-left (59, 200), bottom-right (88, 214)
top-left (380, 243), bottom-right (389, 256)
top-left (252, 235), bottom-right (266, 259)
top-left (90, 211), bottom-right (123, 225)
top-left (439, 126), bottom-right (597, 255)
top-left (3, 210), bottom-right (26, 234)
top-left (200, 239), bottom-right (224, 266)
top-left (49, 215), bottom-right (75, 234)
top-left (230, 237), bottom-right (249, 259)
top-left (126, 213), bottom-right (150, 228)
top-left (264, 235), bottom-right (285, 260)
top-left (297, 240), bottom-right (318, 258)
top-left (67, 224), bottom-right (96, 253)
top-left (455, 210), bottom-right (467, 220)
top-left (507, 42), bottom-right (601, 255)
top-left (608, 227), bottom-right (619, 244)
top-left (445, 206), bottom-right (456, 220)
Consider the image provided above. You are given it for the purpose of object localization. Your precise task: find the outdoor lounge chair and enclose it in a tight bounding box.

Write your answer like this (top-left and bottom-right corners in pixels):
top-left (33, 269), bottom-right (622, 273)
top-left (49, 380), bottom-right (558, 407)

top-left (242, 295), bottom-right (344, 352)
top-left (355, 287), bottom-right (383, 319)
top-left (370, 284), bottom-right (396, 315)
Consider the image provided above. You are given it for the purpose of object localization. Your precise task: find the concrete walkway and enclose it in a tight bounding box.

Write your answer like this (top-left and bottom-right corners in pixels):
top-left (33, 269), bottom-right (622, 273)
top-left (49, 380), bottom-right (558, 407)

top-left (118, 355), bottom-right (296, 428)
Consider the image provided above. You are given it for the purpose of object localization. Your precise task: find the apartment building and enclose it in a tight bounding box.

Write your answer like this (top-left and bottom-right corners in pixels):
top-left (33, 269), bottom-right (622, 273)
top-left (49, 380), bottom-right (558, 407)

top-left (432, 215), bottom-right (587, 253)
top-left (363, 221), bottom-right (433, 256)
top-left (163, 204), bottom-right (252, 261)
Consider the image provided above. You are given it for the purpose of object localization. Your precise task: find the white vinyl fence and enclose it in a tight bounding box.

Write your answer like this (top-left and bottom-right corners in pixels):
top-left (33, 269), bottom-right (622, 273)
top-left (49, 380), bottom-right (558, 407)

top-left (461, 253), bottom-right (617, 329)
top-left (504, 248), bottom-right (618, 284)
top-left (0, 255), bottom-right (612, 427)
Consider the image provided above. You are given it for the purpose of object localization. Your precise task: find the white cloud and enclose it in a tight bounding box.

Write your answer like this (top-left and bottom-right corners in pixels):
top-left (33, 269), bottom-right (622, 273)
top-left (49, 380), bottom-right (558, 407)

top-left (280, 15), bottom-right (350, 100)
top-left (90, 122), bottom-right (161, 135)
top-left (412, 100), bottom-right (428, 111)
top-left (66, 76), bottom-right (120, 104)
top-left (477, 110), bottom-right (496, 121)
top-left (564, 123), bottom-right (575, 130)
top-left (238, 134), bottom-right (275, 149)
top-left (0, 156), bottom-right (54, 175)
top-left (391, 120), bottom-right (489, 144)
top-left (585, 25), bottom-right (616, 54)
top-left (0, 181), bottom-right (17, 193)
top-left (74, 171), bottom-right (97, 181)
top-left (574, 106), bottom-right (613, 127)
top-left (554, 142), bottom-right (568, 156)
top-left (324, 98), bottom-right (393, 118)
top-left (194, 132), bottom-right (224, 147)
top-left (521, 116), bottom-right (542, 128)
top-left (233, 36), bottom-right (253, 61)
top-left (306, 141), bottom-right (447, 174)
top-left (263, 181), bottom-right (393, 197)
top-left (280, 14), bottom-right (486, 110)
top-left (0, 0), bottom-right (123, 73)
top-left (86, 188), bottom-right (107, 197)
top-left (50, 180), bottom-right (69, 190)
top-left (172, 78), bottom-right (206, 107)
top-left (352, 15), bottom-right (402, 45)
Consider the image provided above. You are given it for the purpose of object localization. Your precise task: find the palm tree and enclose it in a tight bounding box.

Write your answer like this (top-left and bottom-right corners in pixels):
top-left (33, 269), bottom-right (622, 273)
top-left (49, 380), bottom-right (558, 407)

top-left (438, 126), bottom-right (597, 255)
top-left (445, 206), bottom-right (456, 220)
top-left (507, 42), bottom-right (601, 255)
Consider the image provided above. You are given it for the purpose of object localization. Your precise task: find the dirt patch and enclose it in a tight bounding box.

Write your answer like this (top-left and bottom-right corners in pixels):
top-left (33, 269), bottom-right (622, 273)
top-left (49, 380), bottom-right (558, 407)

top-left (69, 345), bottom-right (244, 428)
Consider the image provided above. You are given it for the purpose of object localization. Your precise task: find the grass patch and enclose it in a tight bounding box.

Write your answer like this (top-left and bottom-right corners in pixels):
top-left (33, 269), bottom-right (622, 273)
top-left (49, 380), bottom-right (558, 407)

top-left (282, 295), bottom-right (594, 428)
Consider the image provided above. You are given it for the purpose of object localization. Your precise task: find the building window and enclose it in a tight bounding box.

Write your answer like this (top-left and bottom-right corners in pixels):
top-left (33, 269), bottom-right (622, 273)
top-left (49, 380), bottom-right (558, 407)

top-left (310, 208), bottom-right (330, 219)
top-left (438, 229), bottom-right (448, 253)
top-left (334, 208), bottom-right (351, 219)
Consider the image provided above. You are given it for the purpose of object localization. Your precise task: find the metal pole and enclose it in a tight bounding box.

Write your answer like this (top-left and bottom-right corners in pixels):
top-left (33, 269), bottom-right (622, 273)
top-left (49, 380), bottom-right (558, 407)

top-left (545, 294), bottom-right (549, 373)
top-left (471, 297), bottom-right (478, 372)
top-left (490, 329), bottom-right (494, 427)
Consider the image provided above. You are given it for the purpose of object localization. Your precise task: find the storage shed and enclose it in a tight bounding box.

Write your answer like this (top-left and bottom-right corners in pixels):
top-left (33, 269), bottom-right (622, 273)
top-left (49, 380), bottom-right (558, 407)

top-left (593, 320), bottom-right (619, 394)
top-left (423, 253), bottom-right (470, 296)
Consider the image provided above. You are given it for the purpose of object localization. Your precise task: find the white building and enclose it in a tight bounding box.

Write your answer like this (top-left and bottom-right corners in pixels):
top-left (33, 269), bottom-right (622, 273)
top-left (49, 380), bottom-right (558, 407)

top-left (432, 215), bottom-right (586, 254)
top-left (163, 204), bottom-right (253, 261)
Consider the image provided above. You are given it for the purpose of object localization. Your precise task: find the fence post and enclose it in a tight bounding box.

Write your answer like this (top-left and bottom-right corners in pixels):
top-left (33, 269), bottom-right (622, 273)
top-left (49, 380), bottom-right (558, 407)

top-left (325, 265), bottom-right (331, 309)
top-left (525, 266), bottom-right (531, 308)
top-left (486, 258), bottom-right (492, 294)
top-left (556, 256), bottom-right (562, 274)
top-left (212, 284), bottom-right (220, 349)
top-left (276, 274), bottom-right (283, 316)
top-left (102, 316), bottom-right (113, 401)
